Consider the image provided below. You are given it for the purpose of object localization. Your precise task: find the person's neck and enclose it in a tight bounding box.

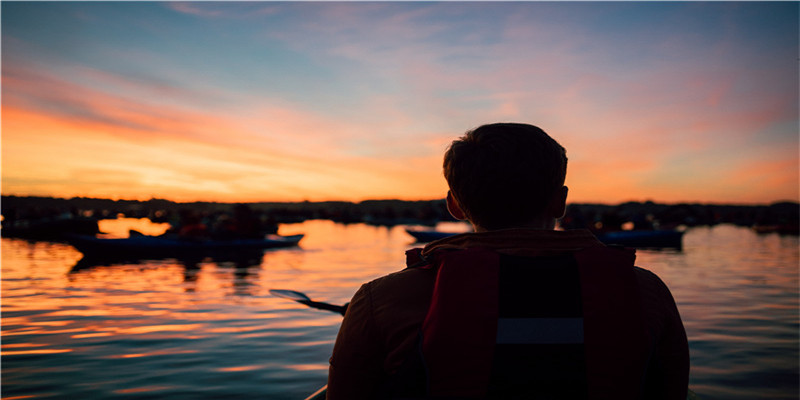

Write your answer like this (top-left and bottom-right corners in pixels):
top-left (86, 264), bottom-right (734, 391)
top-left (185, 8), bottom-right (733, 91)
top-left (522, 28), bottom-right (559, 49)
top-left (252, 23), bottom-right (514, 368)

top-left (472, 217), bottom-right (557, 232)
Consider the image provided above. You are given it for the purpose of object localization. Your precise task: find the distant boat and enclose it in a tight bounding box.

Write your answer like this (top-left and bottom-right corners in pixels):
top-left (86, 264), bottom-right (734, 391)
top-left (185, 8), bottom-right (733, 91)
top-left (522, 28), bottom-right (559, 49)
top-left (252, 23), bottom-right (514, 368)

top-left (405, 228), bottom-right (684, 249)
top-left (595, 230), bottom-right (684, 249)
top-left (752, 224), bottom-right (799, 235)
top-left (66, 233), bottom-right (304, 258)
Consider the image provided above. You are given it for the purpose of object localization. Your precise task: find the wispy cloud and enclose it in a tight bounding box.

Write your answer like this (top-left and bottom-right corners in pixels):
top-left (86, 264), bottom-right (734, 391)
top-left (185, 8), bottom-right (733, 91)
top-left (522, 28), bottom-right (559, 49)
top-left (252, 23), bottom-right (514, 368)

top-left (165, 2), bottom-right (280, 19)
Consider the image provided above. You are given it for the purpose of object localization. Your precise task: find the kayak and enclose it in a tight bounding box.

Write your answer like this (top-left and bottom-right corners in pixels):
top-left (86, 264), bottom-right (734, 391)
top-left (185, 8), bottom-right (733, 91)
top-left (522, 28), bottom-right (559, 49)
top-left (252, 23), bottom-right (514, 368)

top-left (303, 385), bottom-right (702, 399)
top-left (67, 233), bottom-right (304, 258)
top-left (406, 228), bottom-right (684, 249)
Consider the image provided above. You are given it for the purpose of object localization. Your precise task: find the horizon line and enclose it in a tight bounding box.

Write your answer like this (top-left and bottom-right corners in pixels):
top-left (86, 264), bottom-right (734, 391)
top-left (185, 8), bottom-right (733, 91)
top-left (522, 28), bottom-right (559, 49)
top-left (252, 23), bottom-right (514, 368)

top-left (2, 193), bottom-right (797, 208)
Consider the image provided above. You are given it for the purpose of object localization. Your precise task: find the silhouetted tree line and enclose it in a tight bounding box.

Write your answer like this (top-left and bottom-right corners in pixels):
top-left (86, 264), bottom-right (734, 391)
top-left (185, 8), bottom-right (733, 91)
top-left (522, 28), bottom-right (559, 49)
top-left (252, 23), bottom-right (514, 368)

top-left (2, 195), bottom-right (798, 234)
top-left (562, 201), bottom-right (798, 233)
top-left (0, 196), bottom-right (454, 228)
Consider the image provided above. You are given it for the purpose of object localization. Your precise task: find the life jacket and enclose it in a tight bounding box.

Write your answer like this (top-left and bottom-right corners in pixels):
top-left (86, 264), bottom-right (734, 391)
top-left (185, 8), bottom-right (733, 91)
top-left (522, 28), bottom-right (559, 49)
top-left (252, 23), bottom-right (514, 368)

top-left (387, 244), bottom-right (651, 399)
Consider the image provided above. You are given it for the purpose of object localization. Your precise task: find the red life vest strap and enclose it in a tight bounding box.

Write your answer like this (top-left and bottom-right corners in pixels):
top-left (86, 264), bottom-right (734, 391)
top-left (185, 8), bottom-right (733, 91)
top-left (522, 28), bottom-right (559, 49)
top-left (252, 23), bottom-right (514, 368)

top-left (421, 248), bottom-right (499, 398)
top-left (576, 245), bottom-right (650, 399)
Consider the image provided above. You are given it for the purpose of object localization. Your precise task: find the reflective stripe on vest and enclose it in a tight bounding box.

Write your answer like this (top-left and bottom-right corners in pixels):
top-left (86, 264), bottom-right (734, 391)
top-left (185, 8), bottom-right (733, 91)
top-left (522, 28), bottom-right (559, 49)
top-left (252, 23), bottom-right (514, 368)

top-left (495, 317), bottom-right (584, 344)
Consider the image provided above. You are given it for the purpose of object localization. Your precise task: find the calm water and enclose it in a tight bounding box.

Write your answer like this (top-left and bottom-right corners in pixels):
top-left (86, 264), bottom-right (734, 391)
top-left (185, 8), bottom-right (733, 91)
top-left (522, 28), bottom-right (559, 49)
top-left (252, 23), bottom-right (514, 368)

top-left (2, 219), bottom-right (798, 399)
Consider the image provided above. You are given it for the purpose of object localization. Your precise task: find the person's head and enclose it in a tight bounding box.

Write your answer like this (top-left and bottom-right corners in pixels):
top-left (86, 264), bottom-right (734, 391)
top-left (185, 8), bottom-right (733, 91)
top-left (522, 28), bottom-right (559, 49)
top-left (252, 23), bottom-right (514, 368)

top-left (443, 123), bottom-right (568, 231)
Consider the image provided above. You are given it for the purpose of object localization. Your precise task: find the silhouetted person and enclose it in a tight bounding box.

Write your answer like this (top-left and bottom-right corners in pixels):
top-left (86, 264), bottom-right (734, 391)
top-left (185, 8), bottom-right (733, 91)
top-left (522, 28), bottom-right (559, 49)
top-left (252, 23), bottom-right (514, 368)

top-left (328, 123), bottom-right (689, 399)
top-left (214, 204), bottom-right (263, 239)
top-left (168, 209), bottom-right (209, 240)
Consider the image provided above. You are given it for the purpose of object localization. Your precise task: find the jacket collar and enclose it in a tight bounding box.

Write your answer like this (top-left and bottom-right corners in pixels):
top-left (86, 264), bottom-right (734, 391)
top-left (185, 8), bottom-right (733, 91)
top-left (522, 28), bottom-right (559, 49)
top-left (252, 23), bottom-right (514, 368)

top-left (420, 228), bottom-right (605, 259)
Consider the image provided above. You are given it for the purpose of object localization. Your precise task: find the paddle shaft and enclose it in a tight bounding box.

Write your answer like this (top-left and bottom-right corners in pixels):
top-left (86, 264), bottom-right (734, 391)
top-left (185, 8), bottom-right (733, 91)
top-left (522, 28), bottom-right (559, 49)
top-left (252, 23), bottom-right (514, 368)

top-left (299, 299), bottom-right (347, 315)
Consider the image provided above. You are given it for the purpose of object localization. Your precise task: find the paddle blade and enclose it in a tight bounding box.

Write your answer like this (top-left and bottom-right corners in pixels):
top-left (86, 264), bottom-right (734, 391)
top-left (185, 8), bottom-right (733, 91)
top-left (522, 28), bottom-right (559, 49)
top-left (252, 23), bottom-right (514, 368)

top-left (269, 289), bottom-right (312, 302)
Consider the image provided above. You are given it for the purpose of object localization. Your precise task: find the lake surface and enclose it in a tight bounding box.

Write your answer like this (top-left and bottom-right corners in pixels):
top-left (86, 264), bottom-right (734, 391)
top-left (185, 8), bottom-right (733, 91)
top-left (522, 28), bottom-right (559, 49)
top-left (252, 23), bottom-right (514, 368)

top-left (2, 219), bottom-right (798, 399)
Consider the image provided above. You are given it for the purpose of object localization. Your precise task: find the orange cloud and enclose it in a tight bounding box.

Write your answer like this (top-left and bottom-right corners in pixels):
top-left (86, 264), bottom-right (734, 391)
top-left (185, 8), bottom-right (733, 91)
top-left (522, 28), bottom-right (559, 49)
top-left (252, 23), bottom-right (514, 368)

top-left (720, 158), bottom-right (800, 202)
top-left (1, 102), bottom-right (448, 202)
top-left (2, 60), bottom-right (454, 202)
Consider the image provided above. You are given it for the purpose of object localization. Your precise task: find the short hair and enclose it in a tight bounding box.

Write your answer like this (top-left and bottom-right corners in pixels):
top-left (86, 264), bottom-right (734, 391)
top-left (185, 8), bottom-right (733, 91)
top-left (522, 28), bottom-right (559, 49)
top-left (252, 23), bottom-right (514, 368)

top-left (443, 123), bottom-right (567, 230)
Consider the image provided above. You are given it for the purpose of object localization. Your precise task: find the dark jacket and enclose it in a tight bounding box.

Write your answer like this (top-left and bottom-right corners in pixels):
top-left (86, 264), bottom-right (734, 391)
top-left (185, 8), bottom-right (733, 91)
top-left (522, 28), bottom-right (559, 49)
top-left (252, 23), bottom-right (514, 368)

top-left (328, 229), bottom-right (689, 399)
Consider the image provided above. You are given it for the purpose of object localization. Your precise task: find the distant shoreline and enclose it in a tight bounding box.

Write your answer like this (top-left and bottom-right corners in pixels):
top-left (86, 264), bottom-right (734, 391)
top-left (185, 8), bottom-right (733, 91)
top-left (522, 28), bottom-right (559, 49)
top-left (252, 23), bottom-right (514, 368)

top-left (2, 194), bottom-right (796, 209)
top-left (2, 195), bottom-right (798, 230)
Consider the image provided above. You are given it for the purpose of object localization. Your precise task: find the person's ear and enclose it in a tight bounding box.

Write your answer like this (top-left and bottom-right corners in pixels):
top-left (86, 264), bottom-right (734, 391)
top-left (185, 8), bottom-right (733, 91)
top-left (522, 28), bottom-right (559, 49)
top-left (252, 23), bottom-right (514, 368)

top-left (446, 191), bottom-right (467, 221)
top-left (550, 186), bottom-right (568, 219)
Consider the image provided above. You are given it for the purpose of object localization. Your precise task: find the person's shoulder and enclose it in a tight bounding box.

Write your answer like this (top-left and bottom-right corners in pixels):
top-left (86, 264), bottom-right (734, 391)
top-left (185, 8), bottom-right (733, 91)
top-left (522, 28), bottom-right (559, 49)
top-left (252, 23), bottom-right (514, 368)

top-left (632, 266), bottom-right (671, 293)
top-left (632, 266), bottom-right (681, 320)
top-left (355, 266), bottom-right (437, 321)
top-left (364, 265), bottom-right (436, 295)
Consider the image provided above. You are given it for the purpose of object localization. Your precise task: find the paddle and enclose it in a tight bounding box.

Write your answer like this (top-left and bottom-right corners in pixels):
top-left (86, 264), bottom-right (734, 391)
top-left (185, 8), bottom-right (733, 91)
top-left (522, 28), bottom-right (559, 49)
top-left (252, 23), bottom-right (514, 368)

top-left (270, 289), bottom-right (348, 315)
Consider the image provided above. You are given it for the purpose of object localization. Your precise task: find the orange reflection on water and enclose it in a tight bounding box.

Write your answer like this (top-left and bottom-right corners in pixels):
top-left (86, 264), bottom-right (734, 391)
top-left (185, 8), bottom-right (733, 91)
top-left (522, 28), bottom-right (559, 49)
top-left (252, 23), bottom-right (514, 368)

top-left (115, 324), bottom-right (205, 335)
top-left (71, 332), bottom-right (115, 339)
top-left (97, 218), bottom-right (171, 238)
top-left (217, 365), bottom-right (262, 372)
top-left (26, 321), bottom-right (72, 327)
top-left (285, 363), bottom-right (329, 371)
top-left (108, 349), bottom-right (198, 359)
top-left (43, 309), bottom-right (115, 317)
top-left (112, 386), bottom-right (175, 394)
top-left (206, 326), bottom-right (263, 334)
top-left (1, 328), bottom-right (85, 337)
top-left (1, 343), bottom-right (48, 349)
top-left (267, 220), bottom-right (420, 302)
top-left (1, 349), bottom-right (73, 356)
top-left (2, 319), bottom-right (105, 337)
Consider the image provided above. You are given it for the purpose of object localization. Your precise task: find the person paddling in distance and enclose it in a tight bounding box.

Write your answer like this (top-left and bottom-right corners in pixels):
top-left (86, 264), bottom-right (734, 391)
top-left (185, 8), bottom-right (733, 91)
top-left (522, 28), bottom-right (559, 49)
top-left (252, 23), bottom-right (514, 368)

top-left (327, 123), bottom-right (689, 399)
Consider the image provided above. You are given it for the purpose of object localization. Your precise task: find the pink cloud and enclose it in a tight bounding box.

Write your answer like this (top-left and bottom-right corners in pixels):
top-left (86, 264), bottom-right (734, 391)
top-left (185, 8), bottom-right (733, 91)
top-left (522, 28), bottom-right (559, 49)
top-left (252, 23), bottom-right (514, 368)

top-left (165, 2), bottom-right (280, 18)
top-left (166, 2), bottom-right (224, 18)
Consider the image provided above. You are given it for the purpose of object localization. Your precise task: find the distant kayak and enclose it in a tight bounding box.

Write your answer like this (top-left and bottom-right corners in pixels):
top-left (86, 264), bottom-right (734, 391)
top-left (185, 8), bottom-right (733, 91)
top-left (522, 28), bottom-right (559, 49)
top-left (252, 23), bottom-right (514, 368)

top-left (595, 229), bottom-right (684, 249)
top-left (752, 224), bottom-right (799, 235)
top-left (67, 233), bottom-right (304, 258)
top-left (406, 228), bottom-right (683, 249)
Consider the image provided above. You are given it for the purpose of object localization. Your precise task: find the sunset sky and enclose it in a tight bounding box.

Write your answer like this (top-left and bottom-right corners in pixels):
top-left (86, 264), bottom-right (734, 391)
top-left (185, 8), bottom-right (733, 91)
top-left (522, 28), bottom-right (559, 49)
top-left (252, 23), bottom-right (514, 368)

top-left (2, 2), bottom-right (798, 204)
